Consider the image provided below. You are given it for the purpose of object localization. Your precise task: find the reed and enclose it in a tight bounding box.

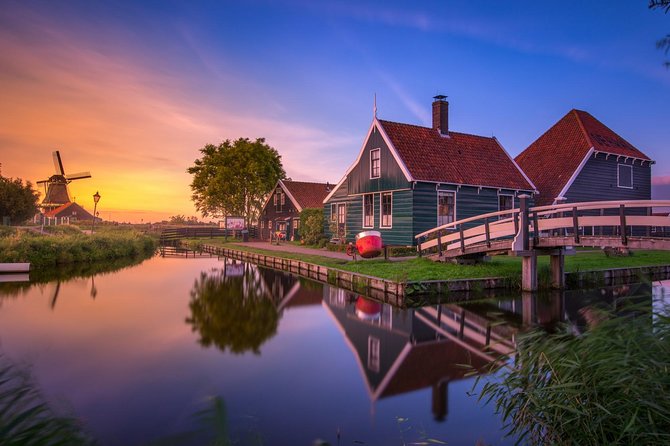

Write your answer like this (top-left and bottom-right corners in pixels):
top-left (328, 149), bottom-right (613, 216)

top-left (475, 299), bottom-right (670, 445)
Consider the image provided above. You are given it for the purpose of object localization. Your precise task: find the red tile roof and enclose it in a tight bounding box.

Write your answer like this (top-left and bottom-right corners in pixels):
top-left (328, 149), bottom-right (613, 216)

top-left (282, 180), bottom-right (332, 210)
top-left (378, 120), bottom-right (534, 191)
top-left (44, 201), bottom-right (95, 220)
top-left (515, 109), bottom-right (652, 206)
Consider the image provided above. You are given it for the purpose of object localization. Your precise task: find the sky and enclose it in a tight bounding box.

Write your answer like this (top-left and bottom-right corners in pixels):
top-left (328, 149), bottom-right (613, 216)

top-left (1, 0), bottom-right (669, 223)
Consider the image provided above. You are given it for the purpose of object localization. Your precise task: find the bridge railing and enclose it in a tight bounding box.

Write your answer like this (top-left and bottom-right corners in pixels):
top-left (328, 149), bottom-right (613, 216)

top-left (416, 200), bottom-right (670, 257)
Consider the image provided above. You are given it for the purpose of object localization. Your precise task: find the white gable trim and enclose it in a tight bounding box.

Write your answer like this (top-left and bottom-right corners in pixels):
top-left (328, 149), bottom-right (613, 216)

top-left (279, 180), bottom-right (303, 212)
top-left (492, 137), bottom-right (538, 193)
top-left (322, 118), bottom-right (413, 204)
top-left (554, 147), bottom-right (595, 205)
top-left (322, 174), bottom-right (347, 204)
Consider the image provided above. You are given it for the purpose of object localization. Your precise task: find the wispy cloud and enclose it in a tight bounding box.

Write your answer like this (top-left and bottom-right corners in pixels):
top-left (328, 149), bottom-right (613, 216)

top-left (653, 176), bottom-right (670, 186)
top-left (0, 4), bottom-right (356, 221)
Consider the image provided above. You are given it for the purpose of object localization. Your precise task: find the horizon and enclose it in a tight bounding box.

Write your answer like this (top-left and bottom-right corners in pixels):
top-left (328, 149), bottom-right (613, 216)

top-left (1, 0), bottom-right (669, 223)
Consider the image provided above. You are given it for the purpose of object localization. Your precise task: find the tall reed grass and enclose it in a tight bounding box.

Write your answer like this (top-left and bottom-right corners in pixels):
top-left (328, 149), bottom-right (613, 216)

top-left (475, 299), bottom-right (670, 445)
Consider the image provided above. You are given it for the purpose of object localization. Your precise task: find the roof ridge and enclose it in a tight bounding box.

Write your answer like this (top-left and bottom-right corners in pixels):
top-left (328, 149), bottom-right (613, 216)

top-left (571, 109), bottom-right (594, 148)
top-left (378, 119), bottom-right (495, 140)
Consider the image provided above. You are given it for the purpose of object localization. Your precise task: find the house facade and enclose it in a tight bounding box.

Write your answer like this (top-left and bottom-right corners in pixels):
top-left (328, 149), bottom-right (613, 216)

top-left (515, 109), bottom-right (653, 206)
top-left (323, 97), bottom-right (536, 246)
top-left (259, 180), bottom-right (332, 241)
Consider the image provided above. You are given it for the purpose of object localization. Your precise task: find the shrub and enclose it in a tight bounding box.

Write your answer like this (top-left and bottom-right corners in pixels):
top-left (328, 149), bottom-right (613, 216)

top-left (299, 208), bottom-right (325, 245)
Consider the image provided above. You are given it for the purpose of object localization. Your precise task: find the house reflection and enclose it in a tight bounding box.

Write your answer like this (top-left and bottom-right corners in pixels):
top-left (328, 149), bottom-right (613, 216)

top-left (322, 286), bottom-right (508, 421)
top-left (322, 282), bottom-right (654, 420)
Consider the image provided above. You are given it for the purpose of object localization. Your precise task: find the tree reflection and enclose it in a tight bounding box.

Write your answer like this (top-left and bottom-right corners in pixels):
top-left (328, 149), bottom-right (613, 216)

top-left (186, 262), bottom-right (279, 355)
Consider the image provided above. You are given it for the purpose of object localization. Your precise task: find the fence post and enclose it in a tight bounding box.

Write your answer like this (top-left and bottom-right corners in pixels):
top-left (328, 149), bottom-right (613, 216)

top-left (437, 231), bottom-right (443, 257)
top-left (459, 225), bottom-right (465, 252)
top-left (572, 206), bottom-right (580, 243)
top-left (532, 211), bottom-right (540, 246)
top-left (485, 218), bottom-right (491, 247)
top-left (619, 204), bottom-right (628, 245)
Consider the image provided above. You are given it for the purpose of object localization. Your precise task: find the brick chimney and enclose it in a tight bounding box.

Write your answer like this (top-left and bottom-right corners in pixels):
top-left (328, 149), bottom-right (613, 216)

top-left (432, 95), bottom-right (448, 135)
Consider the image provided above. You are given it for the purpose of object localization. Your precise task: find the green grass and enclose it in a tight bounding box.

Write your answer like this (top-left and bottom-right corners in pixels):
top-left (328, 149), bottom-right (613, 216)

top-left (187, 238), bottom-right (670, 283)
top-left (0, 227), bottom-right (157, 268)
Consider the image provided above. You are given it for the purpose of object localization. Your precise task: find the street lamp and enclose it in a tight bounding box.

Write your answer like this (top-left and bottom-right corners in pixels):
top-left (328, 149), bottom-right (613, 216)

top-left (92, 191), bottom-right (101, 233)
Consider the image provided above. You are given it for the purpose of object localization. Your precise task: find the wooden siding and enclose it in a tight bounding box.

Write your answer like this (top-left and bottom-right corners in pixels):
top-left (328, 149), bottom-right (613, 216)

top-left (347, 124), bottom-right (411, 194)
top-left (260, 187), bottom-right (301, 240)
top-left (413, 183), bottom-right (525, 239)
top-left (324, 190), bottom-right (414, 245)
top-left (565, 153), bottom-right (651, 203)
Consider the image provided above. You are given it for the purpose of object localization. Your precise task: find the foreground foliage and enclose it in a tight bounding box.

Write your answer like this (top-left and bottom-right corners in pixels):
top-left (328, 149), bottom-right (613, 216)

top-left (476, 300), bottom-right (670, 445)
top-left (0, 227), bottom-right (157, 267)
top-left (0, 354), bottom-right (94, 445)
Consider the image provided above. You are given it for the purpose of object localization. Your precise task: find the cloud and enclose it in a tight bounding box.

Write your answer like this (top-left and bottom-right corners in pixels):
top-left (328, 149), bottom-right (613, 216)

top-left (0, 4), bottom-right (357, 222)
top-left (652, 176), bottom-right (670, 186)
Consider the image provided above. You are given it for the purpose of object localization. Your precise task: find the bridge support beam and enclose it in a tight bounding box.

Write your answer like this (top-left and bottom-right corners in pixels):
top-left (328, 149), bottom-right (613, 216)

top-left (521, 252), bottom-right (537, 292)
top-left (550, 251), bottom-right (565, 289)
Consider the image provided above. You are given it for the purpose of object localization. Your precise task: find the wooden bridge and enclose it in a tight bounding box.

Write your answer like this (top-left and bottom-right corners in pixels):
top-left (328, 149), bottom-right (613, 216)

top-left (416, 198), bottom-right (670, 291)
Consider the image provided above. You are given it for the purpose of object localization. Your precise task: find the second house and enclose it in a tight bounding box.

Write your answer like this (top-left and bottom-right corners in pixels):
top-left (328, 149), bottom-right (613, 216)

top-left (323, 96), bottom-right (537, 246)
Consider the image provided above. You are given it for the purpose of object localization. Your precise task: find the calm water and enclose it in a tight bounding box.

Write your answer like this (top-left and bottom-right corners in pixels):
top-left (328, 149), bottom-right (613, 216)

top-left (0, 253), bottom-right (665, 445)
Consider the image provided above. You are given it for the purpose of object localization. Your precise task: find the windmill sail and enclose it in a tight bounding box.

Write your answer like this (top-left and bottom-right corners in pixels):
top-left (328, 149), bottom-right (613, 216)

top-left (53, 151), bottom-right (65, 175)
top-left (66, 171), bottom-right (92, 180)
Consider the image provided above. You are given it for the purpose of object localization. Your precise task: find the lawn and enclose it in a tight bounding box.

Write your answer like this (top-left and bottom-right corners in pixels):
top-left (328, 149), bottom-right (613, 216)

top-left (185, 238), bottom-right (670, 282)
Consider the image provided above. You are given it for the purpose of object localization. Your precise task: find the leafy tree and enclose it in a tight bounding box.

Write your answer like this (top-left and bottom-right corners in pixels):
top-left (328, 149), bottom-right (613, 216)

top-left (299, 208), bottom-right (325, 245)
top-left (0, 176), bottom-right (40, 224)
top-left (185, 264), bottom-right (279, 354)
top-left (650, 0), bottom-right (670, 67)
top-left (187, 138), bottom-right (285, 225)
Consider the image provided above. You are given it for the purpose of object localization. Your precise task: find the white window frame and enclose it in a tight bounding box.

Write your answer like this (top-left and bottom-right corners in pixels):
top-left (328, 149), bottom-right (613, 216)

top-left (498, 193), bottom-right (515, 219)
top-left (363, 194), bottom-right (374, 228)
top-left (337, 203), bottom-right (346, 225)
top-left (367, 336), bottom-right (380, 372)
top-left (617, 163), bottom-right (633, 189)
top-left (380, 192), bottom-right (392, 228)
top-left (437, 190), bottom-right (456, 228)
top-left (370, 148), bottom-right (381, 179)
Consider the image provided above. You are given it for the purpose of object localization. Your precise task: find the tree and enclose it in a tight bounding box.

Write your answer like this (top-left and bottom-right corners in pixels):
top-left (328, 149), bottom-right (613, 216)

top-left (0, 176), bottom-right (39, 224)
top-left (185, 264), bottom-right (279, 354)
top-left (299, 208), bottom-right (325, 245)
top-left (650, 0), bottom-right (670, 67)
top-left (187, 138), bottom-right (285, 225)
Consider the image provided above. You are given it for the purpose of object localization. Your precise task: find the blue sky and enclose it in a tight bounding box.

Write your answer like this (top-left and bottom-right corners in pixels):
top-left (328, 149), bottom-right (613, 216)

top-left (1, 0), bottom-right (668, 221)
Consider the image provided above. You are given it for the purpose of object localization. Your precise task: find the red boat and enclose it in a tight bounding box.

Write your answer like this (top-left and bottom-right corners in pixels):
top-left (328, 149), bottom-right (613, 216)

top-left (355, 297), bottom-right (382, 321)
top-left (355, 230), bottom-right (383, 258)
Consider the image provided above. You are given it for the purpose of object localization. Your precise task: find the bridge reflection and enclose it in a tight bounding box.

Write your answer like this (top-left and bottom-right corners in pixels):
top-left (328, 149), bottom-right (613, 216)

top-left (322, 283), bottom-right (654, 420)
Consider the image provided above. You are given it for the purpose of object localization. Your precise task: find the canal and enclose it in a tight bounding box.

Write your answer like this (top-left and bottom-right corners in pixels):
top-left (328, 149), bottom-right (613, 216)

top-left (0, 253), bottom-right (666, 445)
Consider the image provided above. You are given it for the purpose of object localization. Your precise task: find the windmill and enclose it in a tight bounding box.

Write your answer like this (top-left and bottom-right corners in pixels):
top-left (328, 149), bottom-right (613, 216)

top-left (37, 150), bottom-right (92, 212)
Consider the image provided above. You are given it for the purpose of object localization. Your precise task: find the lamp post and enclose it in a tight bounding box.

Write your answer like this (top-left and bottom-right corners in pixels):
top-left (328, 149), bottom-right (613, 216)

top-left (92, 191), bottom-right (101, 234)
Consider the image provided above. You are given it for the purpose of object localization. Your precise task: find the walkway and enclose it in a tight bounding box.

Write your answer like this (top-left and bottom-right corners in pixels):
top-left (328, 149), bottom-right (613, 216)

top-left (229, 241), bottom-right (351, 260)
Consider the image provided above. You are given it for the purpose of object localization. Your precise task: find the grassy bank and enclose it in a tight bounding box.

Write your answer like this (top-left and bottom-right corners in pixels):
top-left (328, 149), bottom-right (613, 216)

top-left (0, 226), bottom-right (157, 268)
top-left (185, 238), bottom-right (670, 283)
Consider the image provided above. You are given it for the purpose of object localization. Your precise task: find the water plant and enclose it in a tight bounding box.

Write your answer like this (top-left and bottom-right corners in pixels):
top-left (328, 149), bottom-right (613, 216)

top-left (474, 298), bottom-right (670, 445)
top-left (0, 354), bottom-right (94, 445)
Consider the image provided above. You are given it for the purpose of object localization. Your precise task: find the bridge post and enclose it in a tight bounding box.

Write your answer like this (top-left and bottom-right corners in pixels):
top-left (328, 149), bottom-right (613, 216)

top-left (550, 249), bottom-right (565, 289)
top-left (515, 194), bottom-right (537, 292)
top-left (522, 253), bottom-right (538, 292)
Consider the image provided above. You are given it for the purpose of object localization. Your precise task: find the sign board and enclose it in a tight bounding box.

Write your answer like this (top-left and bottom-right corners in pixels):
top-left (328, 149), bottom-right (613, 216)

top-left (223, 216), bottom-right (245, 230)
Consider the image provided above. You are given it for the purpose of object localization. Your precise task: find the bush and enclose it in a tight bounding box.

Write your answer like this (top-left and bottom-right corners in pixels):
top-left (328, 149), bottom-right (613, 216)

top-left (299, 208), bottom-right (325, 245)
top-left (0, 229), bottom-right (157, 268)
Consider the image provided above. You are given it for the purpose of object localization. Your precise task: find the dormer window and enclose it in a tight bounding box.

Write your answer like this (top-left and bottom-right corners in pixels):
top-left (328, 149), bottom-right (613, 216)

top-left (370, 148), bottom-right (380, 179)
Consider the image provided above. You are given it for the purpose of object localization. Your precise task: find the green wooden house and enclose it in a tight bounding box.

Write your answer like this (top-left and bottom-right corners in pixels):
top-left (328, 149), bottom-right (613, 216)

top-left (323, 96), bottom-right (537, 246)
